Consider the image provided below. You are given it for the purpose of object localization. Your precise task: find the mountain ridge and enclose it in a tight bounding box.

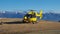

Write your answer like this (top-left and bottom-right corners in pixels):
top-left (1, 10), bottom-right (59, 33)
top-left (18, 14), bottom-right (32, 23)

top-left (0, 11), bottom-right (60, 21)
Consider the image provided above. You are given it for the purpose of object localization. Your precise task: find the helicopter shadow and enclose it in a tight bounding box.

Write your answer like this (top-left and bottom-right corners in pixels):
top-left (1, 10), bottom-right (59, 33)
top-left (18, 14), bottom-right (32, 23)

top-left (3, 21), bottom-right (27, 24)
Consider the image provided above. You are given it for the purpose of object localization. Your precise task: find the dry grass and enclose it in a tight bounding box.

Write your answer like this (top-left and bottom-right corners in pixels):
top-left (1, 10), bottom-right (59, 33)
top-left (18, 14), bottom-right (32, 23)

top-left (0, 18), bottom-right (22, 22)
top-left (0, 18), bottom-right (60, 34)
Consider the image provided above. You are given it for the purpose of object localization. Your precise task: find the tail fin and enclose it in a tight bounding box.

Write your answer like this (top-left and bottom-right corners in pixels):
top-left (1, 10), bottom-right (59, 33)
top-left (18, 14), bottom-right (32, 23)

top-left (35, 9), bottom-right (43, 19)
top-left (40, 10), bottom-right (43, 19)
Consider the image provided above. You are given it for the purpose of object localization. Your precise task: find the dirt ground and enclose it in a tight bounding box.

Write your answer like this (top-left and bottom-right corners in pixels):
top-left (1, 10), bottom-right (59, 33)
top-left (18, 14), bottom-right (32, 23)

top-left (0, 18), bottom-right (60, 34)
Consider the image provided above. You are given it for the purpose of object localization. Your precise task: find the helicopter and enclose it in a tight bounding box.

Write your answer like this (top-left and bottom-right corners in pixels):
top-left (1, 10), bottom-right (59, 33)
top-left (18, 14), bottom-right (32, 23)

top-left (23, 10), bottom-right (43, 24)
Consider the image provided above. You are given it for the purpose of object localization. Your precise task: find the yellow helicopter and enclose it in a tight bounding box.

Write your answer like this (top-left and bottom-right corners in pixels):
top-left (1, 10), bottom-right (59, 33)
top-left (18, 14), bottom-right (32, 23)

top-left (23, 10), bottom-right (43, 24)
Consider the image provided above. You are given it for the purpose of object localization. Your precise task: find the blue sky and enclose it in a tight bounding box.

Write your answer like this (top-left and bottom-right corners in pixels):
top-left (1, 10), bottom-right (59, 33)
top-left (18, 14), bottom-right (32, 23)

top-left (0, 0), bottom-right (60, 13)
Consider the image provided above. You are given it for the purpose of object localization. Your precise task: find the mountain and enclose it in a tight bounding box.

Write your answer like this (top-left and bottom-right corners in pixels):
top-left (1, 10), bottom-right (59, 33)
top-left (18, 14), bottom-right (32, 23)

top-left (0, 11), bottom-right (60, 21)
top-left (0, 11), bottom-right (25, 18)
top-left (42, 13), bottom-right (60, 21)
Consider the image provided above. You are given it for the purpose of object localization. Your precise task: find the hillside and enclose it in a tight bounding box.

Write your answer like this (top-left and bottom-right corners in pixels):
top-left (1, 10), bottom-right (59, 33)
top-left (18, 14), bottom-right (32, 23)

top-left (0, 19), bottom-right (60, 34)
